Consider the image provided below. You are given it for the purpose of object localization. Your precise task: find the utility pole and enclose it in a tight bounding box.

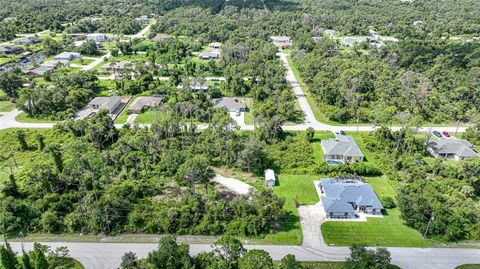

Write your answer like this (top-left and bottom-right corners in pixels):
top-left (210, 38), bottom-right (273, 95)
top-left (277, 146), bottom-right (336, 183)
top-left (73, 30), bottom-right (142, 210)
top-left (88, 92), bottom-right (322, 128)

top-left (423, 211), bottom-right (435, 239)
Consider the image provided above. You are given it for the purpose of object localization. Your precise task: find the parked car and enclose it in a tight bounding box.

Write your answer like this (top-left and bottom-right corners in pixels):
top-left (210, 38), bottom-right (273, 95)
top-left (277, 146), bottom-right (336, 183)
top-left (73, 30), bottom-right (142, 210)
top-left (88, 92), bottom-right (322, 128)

top-left (442, 131), bottom-right (450, 137)
top-left (432, 131), bottom-right (442, 138)
top-left (339, 130), bottom-right (346, 135)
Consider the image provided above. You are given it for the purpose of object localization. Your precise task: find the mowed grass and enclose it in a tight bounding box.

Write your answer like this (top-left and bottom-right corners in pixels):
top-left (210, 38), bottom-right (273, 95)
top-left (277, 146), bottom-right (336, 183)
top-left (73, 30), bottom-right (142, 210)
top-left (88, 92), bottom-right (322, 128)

top-left (0, 101), bottom-right (15, 112)
top-left (15, 112), bottom-right (58, 123)
top-left (259, 174), bottom-right (321, 244)
top-left (321, 177), bottom-right (428, 247)
top-left (456, 265), bottom-right (480, 269)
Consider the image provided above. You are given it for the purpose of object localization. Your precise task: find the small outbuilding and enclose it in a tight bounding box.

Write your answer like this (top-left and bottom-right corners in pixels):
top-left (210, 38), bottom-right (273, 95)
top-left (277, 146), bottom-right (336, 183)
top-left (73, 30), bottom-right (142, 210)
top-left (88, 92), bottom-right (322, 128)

top-left (264, 169), bottom-right (276, 188)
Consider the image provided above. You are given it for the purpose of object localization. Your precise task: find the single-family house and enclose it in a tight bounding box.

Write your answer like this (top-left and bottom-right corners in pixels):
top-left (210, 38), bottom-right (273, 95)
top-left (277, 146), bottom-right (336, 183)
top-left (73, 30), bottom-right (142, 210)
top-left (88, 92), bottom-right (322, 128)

top-left (208, 42), bottom-right (222, 50)
top-left (150, 34), bottom-right (174, 42)
top-left (264, 169), bottom-right (276, 188)
top-left (41, 59), bottom-right (69, 67)
top-left (23, 66), bottom-right (55, 77)
top-left (12, 37), bottom-right (41, 46)
top-left (321, 134), bottom-right (364, 164)
top-left (270, 36), bottom-right (292, 49)
top-left (86, 33), bottom-right (107, 43)
top-left (88, 96), bottom-right (121, 114)
top-left (178, 79), bottom-right (210, 93)
top-left (324, 29), bottom-right (336, 36)
top-left (427, 139), bottom-right (478, 161)
top-left (100, 61), bottom-right (134, 73)
top-left (128, 96), bottom-right (164, 113)
top-left (0, 46), bottom-right (22, 55)
top-left (199, 51), bottom-right (220, 60)
top-left (342, 37), bottom-right (367, 47)
top-left (54, 52), bottom-right (81, 61)
top-left (319, 176), bottom-right (383, 219)
top-left (213, 97), bottom-right (246, 113)
top-left (135, 15), bottom-right (149, 24)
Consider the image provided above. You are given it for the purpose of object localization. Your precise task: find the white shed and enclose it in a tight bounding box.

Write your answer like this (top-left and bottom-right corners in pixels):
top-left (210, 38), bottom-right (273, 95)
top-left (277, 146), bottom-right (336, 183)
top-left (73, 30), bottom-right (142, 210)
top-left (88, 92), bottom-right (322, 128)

top-left (264, 169), bottom-right (276, 188)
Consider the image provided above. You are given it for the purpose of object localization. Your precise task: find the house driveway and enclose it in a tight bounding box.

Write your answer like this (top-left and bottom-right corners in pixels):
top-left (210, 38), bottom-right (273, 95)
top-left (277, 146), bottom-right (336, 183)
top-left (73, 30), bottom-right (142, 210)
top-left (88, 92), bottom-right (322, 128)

top-left (229, 111), bottom-right (245, 127)
top-left (298, 201), bottom-right (326, 247)
top-left (298, 180), bottom-right (327, 247)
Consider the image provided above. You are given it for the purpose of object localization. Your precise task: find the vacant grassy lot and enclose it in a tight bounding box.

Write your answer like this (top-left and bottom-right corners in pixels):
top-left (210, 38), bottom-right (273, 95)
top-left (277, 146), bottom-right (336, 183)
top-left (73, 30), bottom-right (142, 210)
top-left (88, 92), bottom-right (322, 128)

top-left (321, 176), bottom-right (428, 247)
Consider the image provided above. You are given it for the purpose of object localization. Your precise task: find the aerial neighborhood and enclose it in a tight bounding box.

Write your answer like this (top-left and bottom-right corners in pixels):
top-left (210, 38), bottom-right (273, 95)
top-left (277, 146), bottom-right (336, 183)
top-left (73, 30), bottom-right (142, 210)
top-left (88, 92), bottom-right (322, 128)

top-left (0, 0), bottom-right (480, 268)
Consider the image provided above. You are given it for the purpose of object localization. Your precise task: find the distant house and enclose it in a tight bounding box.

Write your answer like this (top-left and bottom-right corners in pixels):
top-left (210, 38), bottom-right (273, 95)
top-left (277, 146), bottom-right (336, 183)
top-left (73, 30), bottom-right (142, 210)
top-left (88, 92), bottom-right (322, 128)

top-left (379, 36), bottom-right (399, 43)
top-left (264, 169), bottom-right (276, 188)
top-left (135, 15), bottom-right (149, 24)
top-left (75, 96), bottom-right (123, 120)
top-left (23, 66), bottom-right (55, 77)
top-left (213, 97), bottom-right (246, 113)
top-left (427, 139), bottom-right (478, 161)
top-left (86, 34), bottom-right (107, 43)
top-left (319, 176), bottom-right (383, 219)
top-left (321, 134), bottom-right (364, 164)
top-left (324, 29), bottom-right (336, 36)
top-left (100, 61), bottom-right (134, 73)
top-left (54, 52), bottom-right (81, 61)
top-left (128, 96), bottom-right (164, 113)
top-left (342, 37), bottom-right (367, 47)
top-left (199, 51), bottom-right (220, 60)
top-left (208, 42), bottom-right (222, 50)
top-left (73, 40), bottom-right (86, 47)
top-left (88, 96), bottom-right (121, 113)
top-left (0, 46), bottom-right (22, 55)
top-left (12, 37), bottom-right (41, 46)
top-left (270, 36), bottom-right (292, 49)
top-left (178, 79), bottom-right (210, 93)
top-left (42, 59), bottom-right (69, 67)
top-left (150, 34), bottom-right (174, 42)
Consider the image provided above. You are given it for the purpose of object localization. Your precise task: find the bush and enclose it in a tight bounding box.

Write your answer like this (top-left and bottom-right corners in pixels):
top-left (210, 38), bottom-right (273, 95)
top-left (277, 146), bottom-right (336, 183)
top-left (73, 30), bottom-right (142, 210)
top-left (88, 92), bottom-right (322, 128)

top-left (381, 197), bottom-right (396, 209)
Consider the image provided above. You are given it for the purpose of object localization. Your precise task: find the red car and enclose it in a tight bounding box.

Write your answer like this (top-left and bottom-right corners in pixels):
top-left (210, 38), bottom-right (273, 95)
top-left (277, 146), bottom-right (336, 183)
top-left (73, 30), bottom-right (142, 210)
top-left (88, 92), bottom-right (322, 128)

top-left (442, 131), bottom-right (450, 137)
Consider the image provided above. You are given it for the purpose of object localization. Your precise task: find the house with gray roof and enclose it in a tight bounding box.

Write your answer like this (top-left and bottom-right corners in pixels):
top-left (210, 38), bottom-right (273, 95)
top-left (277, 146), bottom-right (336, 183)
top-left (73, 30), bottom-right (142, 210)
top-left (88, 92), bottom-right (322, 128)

top-left (427, 139), bottom-right (478, 161)
top-left (178, 78), bottom-right (210, 93)
top-left (12, 37), bottom-right (41, 46)
top-left (199, 51), bottom-right (220, 60)
top-left (319, 176), bottom-right (383, 219)
top-left (23, 66), bottom-right (55, 77)
top-left (321, 134), bottom-right (364, 164)
top-left (150, 34), bottom-right (174, 42)
top-left (213, 97), bottom-right (246, 113)
top-left (0, 45), bottom-right (22, 55)
top-left (54, 52), bottom-right (81, 61)
top-left (128, 96), bottom-right (164, 113)
top-left (75, 96), bottom-right (122, 120)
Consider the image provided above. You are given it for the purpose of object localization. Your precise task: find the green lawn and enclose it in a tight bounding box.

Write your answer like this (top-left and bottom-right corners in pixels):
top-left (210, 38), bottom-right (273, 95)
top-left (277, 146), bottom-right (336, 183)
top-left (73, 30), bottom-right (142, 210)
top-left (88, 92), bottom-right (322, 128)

top-left (311, 131), bottom-right (336, 164)
top-left (242, 97), bottom-right (254, 125)
top-left (15, 112), bottom-right (58, 123)
top-left (70, 58), bottom-right (95, 65)
top-left (0, 57), bottom-right (13, 65)
top-left (259, 174), bottom-right (321, 244)
top-left (135, 110), bottom-right (164, 124)
top-left (0, 101), bottom-right (15, 112)
top-left (456, 265), bottom-right (480, 269)
top-left (321, 176), bottom-right (428, 247)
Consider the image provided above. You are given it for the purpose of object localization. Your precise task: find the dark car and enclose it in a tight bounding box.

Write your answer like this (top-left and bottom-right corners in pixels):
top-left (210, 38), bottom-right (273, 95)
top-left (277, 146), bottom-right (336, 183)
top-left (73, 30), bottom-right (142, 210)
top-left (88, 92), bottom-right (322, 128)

top-left (432, 131), bottom-right (442, 138)
top-left (339, 130), bottom-right (346, 135)
top-left (442, 131), bottom-right (450, 137)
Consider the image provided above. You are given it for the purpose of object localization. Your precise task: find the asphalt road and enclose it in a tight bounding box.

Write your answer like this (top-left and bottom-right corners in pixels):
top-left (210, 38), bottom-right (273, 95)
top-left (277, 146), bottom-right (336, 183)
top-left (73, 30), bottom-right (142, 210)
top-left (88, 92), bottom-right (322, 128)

top-left (5, 241), bottom-right (480, 269)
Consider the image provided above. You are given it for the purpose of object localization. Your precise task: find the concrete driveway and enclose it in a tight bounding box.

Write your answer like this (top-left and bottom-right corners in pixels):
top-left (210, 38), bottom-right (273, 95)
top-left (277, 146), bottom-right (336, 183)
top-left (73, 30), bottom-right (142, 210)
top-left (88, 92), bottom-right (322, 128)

top-left (298, 180), bottom-right (327, 247)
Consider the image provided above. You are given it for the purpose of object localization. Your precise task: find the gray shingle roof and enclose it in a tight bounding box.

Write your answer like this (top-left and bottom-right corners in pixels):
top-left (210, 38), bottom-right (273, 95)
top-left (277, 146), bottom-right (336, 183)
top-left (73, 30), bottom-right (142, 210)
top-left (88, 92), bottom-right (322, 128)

top-left (213, 97), bottom-right (246, 111)
top-left (321, 135), bottom-right (364, 157)
top-left (428, 139), bottom-right (478, 158)
top-left (320, 178), bottom-right (383, 213)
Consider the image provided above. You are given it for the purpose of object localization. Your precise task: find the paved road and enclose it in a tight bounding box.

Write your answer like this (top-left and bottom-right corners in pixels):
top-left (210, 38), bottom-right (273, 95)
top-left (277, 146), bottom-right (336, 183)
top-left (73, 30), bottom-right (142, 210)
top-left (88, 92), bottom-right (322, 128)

top-left (4, 241), bottom-right (480, 269)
